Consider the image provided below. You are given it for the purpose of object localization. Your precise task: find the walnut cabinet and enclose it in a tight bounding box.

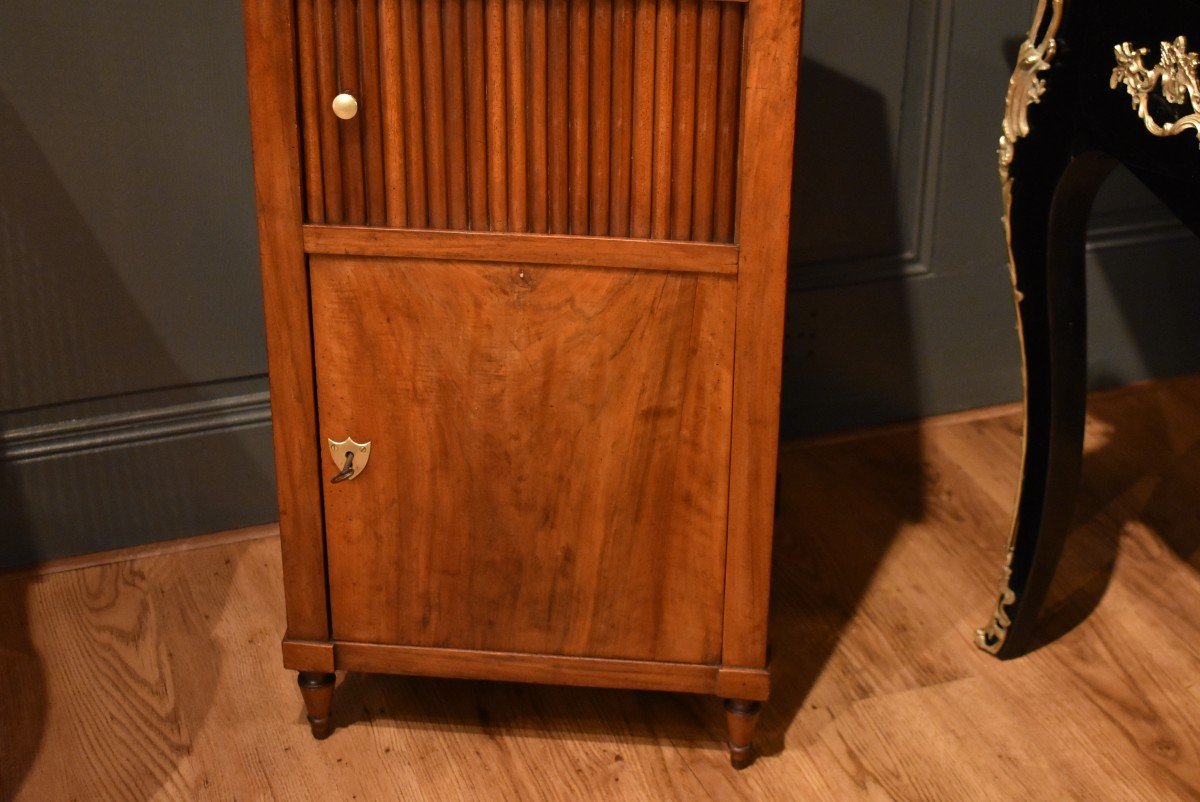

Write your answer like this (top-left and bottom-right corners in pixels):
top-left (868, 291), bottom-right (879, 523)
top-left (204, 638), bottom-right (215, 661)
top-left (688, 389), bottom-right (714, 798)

top-left (242, 0), bottom-right (801, 767)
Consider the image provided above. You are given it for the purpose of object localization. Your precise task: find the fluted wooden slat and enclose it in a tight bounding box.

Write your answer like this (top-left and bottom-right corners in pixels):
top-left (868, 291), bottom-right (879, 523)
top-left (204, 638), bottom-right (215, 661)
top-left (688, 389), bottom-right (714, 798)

top-left (568, 0), bottom-right (590, 235)
top-left (334, 0), bottom-right (366, 224)
top-left (588, 0), bottom-right (612, 235)
top-left (359, 0), bottom-right (387, 226)
top-left (484, 0), bottom-right (509, 230)
top-left (464, 0), bottom-right (489, 229)
top-left (442, 0), bottom-right (470, 229)
top-left (713, 1), bottom-right (742, 243)
top-left (526, 0), bottom-right (550, 233)
top-left (296, 0), bottom-right (743, 243)
top-left (690, 1), bottom-right (720, 242)
top-left (547, 0), bottom-right (570, 234)
top-left (399, 0), bottom-right (428, 226)
top-left (629, 0), bottom-right (656, 237)
top-left (650, 0), bottom-right (675, 239)
top-left (608, 0), bottom-right (635, 238)
top-left (669, 0), bottom-right (698, 241)
top-left (297, 0), bottom-right (326, 223)
top-left (314, 0), bottom-right (344, 222)
top-left (380, 0), bottom-right (409, 228)
top-left (506, 0), bottom-right (528, 232)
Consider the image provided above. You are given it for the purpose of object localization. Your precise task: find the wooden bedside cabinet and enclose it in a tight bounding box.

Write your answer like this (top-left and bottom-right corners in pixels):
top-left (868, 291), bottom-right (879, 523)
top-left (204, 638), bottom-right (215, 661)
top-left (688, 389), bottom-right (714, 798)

top-left (242, 0), bottom-right (801, 767)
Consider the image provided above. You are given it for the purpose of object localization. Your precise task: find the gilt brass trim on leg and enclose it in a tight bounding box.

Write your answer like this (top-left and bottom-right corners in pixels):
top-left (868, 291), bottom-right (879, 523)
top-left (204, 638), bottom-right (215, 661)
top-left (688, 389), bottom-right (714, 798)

top-left (977, 0), bottom-right (1066, 656)
top-left (998, 0), bottom-right (1066, 184)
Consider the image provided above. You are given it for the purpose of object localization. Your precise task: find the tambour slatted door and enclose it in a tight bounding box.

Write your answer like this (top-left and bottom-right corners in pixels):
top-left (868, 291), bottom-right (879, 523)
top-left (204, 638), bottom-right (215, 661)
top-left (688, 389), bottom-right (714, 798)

top-left (294, 0), bottom-right (746, 240)
top-left (243, 0), bottom-right (801, 767)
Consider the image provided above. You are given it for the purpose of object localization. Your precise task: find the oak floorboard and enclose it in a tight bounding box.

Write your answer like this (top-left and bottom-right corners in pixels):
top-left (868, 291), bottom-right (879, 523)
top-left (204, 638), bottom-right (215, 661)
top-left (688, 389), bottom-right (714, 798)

top-left (5, 374), bottom-right (1200, 799)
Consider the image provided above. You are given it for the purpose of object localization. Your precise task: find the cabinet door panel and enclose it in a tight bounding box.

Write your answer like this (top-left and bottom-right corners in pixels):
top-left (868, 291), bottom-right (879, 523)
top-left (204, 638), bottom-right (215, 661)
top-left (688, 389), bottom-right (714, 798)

top-left (311, 255), bottom-right (734, 663)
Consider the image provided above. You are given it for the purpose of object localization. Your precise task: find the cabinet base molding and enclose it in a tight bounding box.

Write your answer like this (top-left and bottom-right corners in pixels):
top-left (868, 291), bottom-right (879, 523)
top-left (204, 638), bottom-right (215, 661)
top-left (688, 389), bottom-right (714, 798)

top-left (281, 639), bottom-right (769, 700)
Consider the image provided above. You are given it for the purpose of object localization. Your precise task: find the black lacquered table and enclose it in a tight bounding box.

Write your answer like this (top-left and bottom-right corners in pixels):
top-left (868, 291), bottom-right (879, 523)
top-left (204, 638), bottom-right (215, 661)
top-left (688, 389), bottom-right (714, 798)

top-left (977, 0), bottom-right (1200, 657)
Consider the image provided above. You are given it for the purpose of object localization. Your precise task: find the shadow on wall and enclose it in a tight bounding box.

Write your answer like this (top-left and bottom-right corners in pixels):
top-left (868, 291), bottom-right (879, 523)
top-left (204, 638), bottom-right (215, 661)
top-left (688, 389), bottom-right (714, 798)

top-left (764, 57), bottom-right (928, 755)
top-left (0, 83), bottom-right (263, 796)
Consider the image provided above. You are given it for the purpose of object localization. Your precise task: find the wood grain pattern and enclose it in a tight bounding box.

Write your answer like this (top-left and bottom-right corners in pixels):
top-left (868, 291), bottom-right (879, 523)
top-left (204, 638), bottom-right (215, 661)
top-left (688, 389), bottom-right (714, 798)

top-left (294, 0), bottom-right (744, 241)
top-left (13, 376), bottom-right (1200, 797)
top-left (311, 256), bottom-right (735, 662)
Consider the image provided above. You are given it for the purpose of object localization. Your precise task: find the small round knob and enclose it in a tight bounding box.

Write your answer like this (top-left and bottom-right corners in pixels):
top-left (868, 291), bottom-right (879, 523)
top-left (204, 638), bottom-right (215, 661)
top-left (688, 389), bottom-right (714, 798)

top-left (331, 93), bottom-right (358, 120)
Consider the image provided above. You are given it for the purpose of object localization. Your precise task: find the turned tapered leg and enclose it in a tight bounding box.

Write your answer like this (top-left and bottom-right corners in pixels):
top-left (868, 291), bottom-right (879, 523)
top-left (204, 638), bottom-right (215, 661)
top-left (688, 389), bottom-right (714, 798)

top-left (724, 699), bottom-right (762, 769)
top-left (297, 672), bottom-right (336, 739)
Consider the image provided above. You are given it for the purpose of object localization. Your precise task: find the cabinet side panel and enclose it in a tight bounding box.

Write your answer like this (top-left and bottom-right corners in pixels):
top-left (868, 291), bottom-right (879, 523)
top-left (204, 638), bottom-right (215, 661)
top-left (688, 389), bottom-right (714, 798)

top-left (722, 0), bottom-right (802, 669)
top-left (312, 257), bottom-right (734, 663)
top-left (243, 0), bottom-right (330, 640)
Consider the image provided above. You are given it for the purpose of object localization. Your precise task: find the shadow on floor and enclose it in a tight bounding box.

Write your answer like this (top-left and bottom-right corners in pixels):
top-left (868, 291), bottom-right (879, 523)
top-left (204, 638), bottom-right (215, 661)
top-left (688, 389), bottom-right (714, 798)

top-left (1028, 375), bottom-right (1200, 651)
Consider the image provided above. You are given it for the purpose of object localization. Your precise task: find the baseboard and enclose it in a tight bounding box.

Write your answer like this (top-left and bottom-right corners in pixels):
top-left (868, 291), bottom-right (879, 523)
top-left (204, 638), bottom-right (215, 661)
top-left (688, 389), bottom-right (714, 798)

top-left (1, 391), bottom-right (271, 463)
top-left (0, 390), bottom-right (279, 569)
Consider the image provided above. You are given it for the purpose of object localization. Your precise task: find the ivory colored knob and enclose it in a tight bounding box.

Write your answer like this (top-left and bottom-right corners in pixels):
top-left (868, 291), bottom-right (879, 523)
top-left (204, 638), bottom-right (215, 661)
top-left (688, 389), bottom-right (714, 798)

top-left (331, 93), bottom-right (358, 120)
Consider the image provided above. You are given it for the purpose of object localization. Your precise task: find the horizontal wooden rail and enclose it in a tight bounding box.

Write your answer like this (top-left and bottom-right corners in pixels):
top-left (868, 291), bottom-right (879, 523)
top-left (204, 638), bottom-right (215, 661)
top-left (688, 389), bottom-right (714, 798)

top-left (303, 225), bottom-right (739, 274)
top-left (332, 640), bottom-right (720, 694)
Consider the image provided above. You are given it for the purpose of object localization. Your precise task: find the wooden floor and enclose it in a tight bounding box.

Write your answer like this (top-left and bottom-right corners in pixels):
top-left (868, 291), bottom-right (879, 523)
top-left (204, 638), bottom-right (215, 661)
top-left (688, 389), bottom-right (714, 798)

top-left (5, 376), bottom-right (1200, 800)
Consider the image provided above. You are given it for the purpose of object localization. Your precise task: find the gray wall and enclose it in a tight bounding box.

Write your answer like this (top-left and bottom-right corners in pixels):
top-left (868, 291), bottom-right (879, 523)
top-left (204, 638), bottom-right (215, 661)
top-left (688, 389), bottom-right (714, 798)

top-left (0, 5), bottom-right (276, 567)
top-left (2, 2), bottom-right (1198, 566)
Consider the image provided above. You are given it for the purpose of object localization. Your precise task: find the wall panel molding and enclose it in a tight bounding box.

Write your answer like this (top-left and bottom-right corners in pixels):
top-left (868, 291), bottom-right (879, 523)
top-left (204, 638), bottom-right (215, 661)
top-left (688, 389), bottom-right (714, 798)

top-left (788, 0), bottom-right (952, 290)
